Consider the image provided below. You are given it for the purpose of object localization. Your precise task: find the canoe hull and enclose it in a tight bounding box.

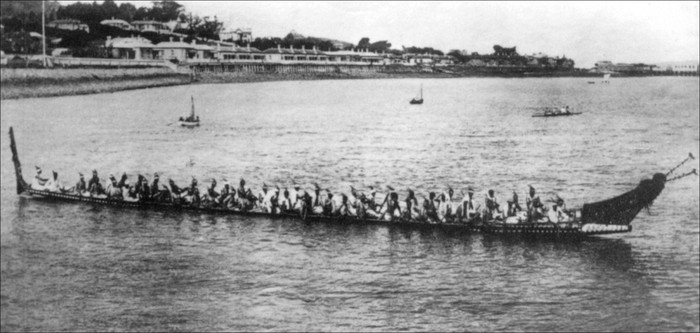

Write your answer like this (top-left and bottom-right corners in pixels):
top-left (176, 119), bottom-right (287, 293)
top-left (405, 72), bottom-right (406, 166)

top-left (532, 112), bottom-right (582, 118)
top-left (20, 187), bottom-right (631, 237)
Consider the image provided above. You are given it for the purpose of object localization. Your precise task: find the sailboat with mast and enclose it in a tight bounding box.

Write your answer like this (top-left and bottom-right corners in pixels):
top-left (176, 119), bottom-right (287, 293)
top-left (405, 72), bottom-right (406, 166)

top-left (179, 96), bottom-right (200, 127)
top-left (410, 84), bottom-right (424, 104)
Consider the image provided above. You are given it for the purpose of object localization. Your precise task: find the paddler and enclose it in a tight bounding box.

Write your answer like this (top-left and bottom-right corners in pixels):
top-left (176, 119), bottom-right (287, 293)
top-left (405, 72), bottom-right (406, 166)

top-left (207, 178), bottom-right (219, 202)
top-left (485, 189), bottom-right (504, 220)
top-left (290, 184), bottom-right (302, 211)
top-left (87, 169), bottom-right (105, 196)
top-left (442, 186), bottom-right (456, 219)
top-left (74, 172), bottom-right (87, 194)
top-left (168, 178), bottom-right (183, 201)
top-left (31, 166), bottom-right (49, 190)
top-left (404, 189), bottom-right (419, 220)
top-left (548, 204), bottom-right (570, 223)
top-left (187, 177), bottom-right (200, 206)
top-left (421, 192), bottom-right (438, 222)
top-left (323, 189), bottom-right (335, 216)
top-left (258, 183), bottom-right (271, 212)
top-left (436, 193), bottom-right (449, 222)
top-left (378, 186), bottom-right (401, 221)
top-left (45, 170), bottom-right (66, 193)
top-left (105, 174), bottom-right (122, 199)
top-left (507, 191), bottom-right (522, 217)
top-left (149, 173), bottom-right (163, 201)
top-left (237, 178), bottom-right (253, 209)
top-left (280, 188), bottom-right (293, 213)
top-left (269, 187), bottom-right (280, 214)
top-left (336, 193), bottom-right (350, 216)
top-left (123, 180), bottom-right (137, 201)
top-left (117, 173), bottom-right (128, 189)
top-left (460, 186), bottom-right (478, 221)
top-left (526, 185), bottom-right (544, 220)
top-left (137, 175), bottom-right (151, 201)
top-left (311, 183), bottom-right (324, 215)
top-left (237, 179), bottom-right (248, 200)
top-left (553, 194), bottom-right (567, 212)
top-left (218, 179), bottom-right (232, 207)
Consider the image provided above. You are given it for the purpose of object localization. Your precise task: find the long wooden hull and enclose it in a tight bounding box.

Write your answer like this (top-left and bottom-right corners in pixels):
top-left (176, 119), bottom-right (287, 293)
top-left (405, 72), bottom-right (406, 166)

top-left (532, 112), bottom-right (582, 118)
top-left (20, 187), bottom-right (631, 237)
top-left (8, 127), bottom-right (663, 238)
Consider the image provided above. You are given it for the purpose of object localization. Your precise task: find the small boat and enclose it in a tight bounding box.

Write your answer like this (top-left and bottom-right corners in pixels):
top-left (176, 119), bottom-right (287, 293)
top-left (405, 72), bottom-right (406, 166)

top-left (587, 81), bottom-right (595, 84)
top-left (179, 96), bottom-right (200, 127)
top-left (409, 84), bottom-right (423, 104)
top-left (8, 127), bottom-right (693, 239)
top-left (532, 106), bottom-right (582, 118)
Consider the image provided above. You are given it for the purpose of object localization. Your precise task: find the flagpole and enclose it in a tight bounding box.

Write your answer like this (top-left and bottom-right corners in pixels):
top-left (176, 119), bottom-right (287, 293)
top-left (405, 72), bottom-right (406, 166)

top-left (42, 0), bottom-right (47, 67)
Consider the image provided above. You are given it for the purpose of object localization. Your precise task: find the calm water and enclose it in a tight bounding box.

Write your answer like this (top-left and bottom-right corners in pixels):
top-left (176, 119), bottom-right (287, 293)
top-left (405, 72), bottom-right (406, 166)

top-left (1, 77), bottom-right (699, 332)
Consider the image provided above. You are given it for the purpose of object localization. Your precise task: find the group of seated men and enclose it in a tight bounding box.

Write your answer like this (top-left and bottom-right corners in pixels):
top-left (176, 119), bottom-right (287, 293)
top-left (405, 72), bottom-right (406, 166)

top-left (30, 167), bottom-right (573, 224)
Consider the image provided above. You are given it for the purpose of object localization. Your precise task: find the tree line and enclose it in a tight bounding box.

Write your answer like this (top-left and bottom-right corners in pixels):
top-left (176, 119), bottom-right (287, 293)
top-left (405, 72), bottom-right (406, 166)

top-left (1, 0), bottom-right (223, 43)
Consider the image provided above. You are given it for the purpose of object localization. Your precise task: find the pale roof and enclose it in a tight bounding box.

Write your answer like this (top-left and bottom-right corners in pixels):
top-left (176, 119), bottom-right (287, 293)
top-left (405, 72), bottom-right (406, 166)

top-left (153, 41), bottom-right (193, 49)
top-left (107, 37), bottom-right (154, 49)
top-left (101, 19), bottom-right (131, 26)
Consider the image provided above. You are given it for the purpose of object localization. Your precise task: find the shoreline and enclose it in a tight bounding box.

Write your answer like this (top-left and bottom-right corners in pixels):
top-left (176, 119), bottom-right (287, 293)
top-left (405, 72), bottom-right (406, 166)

top-left (0, 66), bottom-right (686, 100)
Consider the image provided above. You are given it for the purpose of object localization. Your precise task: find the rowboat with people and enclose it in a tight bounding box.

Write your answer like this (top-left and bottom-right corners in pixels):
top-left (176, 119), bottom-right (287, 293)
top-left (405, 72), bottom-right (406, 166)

top-left (532, 105), bottom-right (582, 118)
top-left (8, 127), bottom-right (696, 238)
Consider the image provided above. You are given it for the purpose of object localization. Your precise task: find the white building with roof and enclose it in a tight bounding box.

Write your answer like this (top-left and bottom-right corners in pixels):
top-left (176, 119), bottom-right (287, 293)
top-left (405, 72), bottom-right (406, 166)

top-left (263, 45), bottom-right (329, 63)
top-left (46, 19), bottom-right (89, 33)
top-left (105, 36), bottom-right (155, 60)
top-left (152, 37), bottom-right (194, 62)
top-left (653, 61), bottom-right (699, 74)
top-left (220, 28), bottom-right (253, 43)
top-left (100, 18), bottom-right (134, 31)
top-left (132, 21), bottom-right (170, 34)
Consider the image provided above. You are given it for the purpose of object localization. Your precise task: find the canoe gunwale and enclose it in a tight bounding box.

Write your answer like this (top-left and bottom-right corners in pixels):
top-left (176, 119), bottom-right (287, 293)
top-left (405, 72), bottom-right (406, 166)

top-left (7, 126), bottom-right (651, 237)
top-left (21, 187), bottom-right (629, 236)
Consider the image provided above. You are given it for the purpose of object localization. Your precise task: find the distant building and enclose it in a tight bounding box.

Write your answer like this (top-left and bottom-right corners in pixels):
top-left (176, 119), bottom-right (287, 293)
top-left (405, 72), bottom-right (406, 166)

top-left (653, 61), bottom-right (699, 75)
top-left (215, 42), bottom-right (265, 61)
top-left (152, 37), bottom-right (194, 62)
top-left (132, 21), bottom-right (170, 34)
top-left (220, 28), bottom-right (253, 43)
top-left (285, 30), bottom-right (305, 40)
top-left (594, 60), bottom-right (614, 72)
top-left (100, 18), bottom-right (134, 31)
top-left (105, 36), bottom-right (155, 60)
top-left (46, 19), bottom-right (89, 33)
top-left (265, 45), bottom-right (329, 62)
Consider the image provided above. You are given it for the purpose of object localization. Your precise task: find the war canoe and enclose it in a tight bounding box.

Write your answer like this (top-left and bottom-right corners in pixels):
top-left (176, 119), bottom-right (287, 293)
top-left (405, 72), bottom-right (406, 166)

top-left (8, 127), bottom-right (676, 238)
top-left (532, 112), bottom-right (583, 118)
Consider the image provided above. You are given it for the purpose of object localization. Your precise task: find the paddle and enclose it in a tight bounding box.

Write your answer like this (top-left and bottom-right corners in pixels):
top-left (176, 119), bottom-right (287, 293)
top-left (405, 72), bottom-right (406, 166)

top-left (666, 152), bottom-right (695, 176)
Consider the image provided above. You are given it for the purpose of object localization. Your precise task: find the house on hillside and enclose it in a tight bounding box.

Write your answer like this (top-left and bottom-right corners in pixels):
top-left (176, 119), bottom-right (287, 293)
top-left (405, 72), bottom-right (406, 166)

top-left (100, 18), bottom-right (134, 31)
top-left (220, 28), bottom-right (253, 44)
top-left (132, 20), bottom-right (170, 34)
top-left (46, 19), bottom-right (90, 33)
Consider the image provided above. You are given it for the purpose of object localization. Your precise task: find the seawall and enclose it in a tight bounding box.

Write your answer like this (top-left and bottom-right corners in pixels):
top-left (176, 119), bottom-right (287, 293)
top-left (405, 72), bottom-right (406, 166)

top-left (0, 67), bottom-right (192, 100)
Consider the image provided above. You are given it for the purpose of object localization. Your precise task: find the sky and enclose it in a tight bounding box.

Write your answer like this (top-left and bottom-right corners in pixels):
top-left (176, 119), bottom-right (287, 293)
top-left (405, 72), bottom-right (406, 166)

top-left (95, 1), bottom-right (699, 68)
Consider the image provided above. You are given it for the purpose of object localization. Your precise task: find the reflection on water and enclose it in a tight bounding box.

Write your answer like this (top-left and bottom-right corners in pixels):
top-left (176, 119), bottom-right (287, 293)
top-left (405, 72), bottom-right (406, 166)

top-left (1, 77), bottom-right (699, 331)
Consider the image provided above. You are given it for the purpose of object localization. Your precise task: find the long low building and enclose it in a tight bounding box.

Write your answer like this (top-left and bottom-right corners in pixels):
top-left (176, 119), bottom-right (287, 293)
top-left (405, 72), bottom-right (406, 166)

top-left (103, 36), bottom-right (455, 66)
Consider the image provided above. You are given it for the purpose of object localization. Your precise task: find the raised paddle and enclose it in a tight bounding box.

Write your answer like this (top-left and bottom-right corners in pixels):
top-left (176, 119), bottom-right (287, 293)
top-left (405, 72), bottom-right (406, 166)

top-left (666, 169), bottom-right (697, 182)
top-left (666, 152), bottom-right (695, 176)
